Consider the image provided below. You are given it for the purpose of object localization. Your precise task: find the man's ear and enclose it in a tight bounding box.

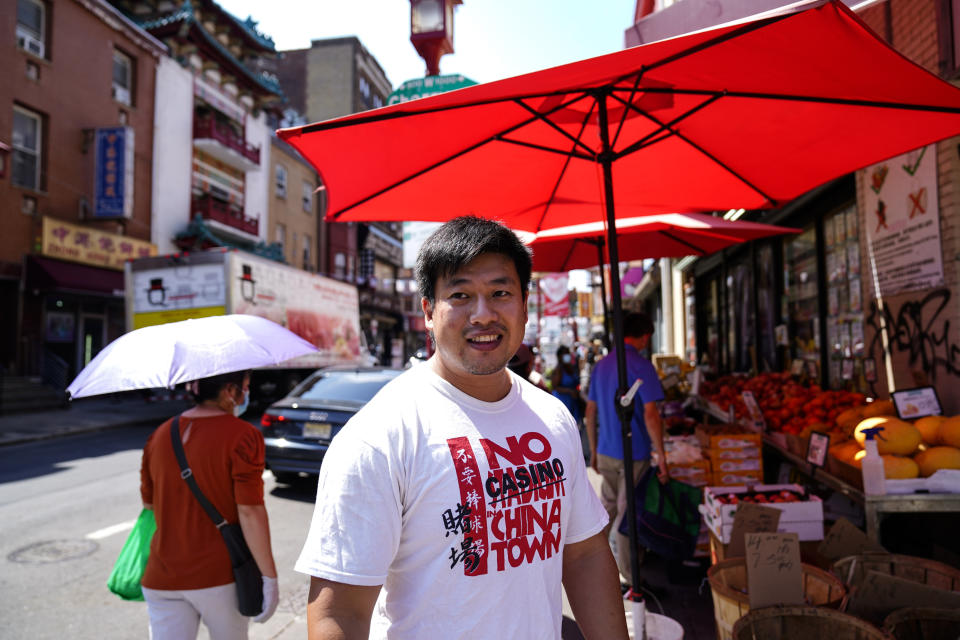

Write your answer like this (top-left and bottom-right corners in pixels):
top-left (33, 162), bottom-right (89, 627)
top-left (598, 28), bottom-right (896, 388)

top-left (421, 296), bottom-right (434, 330)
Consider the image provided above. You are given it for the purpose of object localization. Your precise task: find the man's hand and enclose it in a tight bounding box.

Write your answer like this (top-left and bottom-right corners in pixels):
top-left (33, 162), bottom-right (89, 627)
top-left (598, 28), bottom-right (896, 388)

top-left (656, 460), bottom-right (670, 484)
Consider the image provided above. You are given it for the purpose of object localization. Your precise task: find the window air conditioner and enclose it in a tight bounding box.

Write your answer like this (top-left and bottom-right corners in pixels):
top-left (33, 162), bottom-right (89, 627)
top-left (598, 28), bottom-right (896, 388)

top-left (16, 27), bottom-right (44, 58)
top-left (112, 85), bottom-right (131, 105)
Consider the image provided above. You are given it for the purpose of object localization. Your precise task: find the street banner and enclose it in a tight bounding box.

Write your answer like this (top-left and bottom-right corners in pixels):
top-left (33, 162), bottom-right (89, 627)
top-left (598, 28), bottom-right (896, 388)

top-left (863, 144), bottom-right (944, 295)
top-left (540, 273), bottom-right (569, 317)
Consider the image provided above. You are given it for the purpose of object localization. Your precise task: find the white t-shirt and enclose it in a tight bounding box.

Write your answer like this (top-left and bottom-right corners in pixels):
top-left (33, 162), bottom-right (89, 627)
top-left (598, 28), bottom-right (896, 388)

top-left (295, 364), bottom-right (608, 639)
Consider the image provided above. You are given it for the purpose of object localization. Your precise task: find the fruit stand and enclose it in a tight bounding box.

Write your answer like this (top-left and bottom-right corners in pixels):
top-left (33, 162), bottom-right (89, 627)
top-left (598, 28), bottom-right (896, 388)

top-left (692, 372), bottom-right (960, 545)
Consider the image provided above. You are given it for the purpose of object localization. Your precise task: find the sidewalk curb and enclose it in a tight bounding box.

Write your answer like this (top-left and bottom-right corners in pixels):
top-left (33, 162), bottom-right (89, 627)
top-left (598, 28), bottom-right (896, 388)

top-left (0, 416), bottom-right (163, 448)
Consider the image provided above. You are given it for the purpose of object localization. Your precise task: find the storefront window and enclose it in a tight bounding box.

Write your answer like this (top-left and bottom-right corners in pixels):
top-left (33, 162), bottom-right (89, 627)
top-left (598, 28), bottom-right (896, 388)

top-left (824, 204), bottom-right (865, 390)
top-left (725, 260), bottom-right (754, 372)
top-left (756, 243), bottom-right (777, 372)
top-left (783, 224), bottom-right (820, 372)
top-left (700, 276), bottom-right (720, 370)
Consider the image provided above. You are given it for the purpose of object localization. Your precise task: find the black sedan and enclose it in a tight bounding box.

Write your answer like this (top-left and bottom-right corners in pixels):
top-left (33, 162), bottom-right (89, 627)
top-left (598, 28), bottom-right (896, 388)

top-left (259, 365), bottom-right (404, 483)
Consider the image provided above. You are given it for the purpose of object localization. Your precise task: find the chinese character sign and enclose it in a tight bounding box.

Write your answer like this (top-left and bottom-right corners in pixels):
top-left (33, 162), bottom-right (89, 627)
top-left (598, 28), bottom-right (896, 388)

top-left (94, 127), bottom-right (135, 218)
top-left (42, 216), bottom-right (155, 270)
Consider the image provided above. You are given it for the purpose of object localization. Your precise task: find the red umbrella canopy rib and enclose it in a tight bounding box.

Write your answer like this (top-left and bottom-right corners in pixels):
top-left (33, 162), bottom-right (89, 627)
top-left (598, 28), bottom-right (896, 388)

top-left (279, 0), bottom-right (960, 233)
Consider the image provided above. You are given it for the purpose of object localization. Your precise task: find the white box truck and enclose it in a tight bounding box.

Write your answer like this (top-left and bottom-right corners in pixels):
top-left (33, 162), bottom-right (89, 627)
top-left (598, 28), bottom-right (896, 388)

top-left (125, 248), bottom-right (368, 403)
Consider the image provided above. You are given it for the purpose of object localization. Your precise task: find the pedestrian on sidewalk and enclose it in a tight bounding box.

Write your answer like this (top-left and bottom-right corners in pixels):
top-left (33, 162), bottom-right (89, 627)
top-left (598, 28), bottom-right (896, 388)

top-left (507, 343), bottom-right (547, 390)
top-left (585, 312), bottom-right (669, 582)
top-left (551, 344), bottom-right (584, 426)
top-left (296, 216), bottom-right (628, 639)
top-left (139, 371), bottom-right (279, 639)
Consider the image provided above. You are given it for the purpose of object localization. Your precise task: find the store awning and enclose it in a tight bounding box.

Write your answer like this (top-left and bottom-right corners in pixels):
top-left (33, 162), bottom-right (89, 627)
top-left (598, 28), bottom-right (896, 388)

top-left (26, 256), bottom-right (124, 297)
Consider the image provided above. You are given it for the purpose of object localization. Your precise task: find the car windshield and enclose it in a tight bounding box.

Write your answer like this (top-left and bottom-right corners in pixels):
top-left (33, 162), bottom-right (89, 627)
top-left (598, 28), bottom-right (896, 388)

top-left (295, 370), bottom-right (399, 404)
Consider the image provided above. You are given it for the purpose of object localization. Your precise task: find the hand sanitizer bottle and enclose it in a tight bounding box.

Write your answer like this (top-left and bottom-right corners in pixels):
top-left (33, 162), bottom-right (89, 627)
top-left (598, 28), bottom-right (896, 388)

top-left (861, 426), bottom-right (887, 496)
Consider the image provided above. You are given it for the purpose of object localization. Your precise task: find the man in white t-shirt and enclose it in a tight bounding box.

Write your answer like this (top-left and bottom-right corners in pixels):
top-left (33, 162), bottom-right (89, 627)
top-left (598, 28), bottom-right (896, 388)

top-left (296, 216), bottom-right (629, 639)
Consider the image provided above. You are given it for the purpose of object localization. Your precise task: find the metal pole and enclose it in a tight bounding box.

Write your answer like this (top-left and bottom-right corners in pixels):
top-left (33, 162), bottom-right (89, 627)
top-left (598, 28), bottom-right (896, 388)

top-left (595, 239), bottom-right (612, 350)
top-left (596, 90), bottom-right (643, 602)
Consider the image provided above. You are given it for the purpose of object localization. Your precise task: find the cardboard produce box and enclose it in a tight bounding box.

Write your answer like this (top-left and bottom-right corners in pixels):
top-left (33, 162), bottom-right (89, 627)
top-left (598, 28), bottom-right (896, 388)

top-left (712, 457), bottom-right (763, 473)
top-left (701, 483), bottom-right (824, 543)
top-left (711, 469), bottom-right (763, 486)
top-left (708, 446), bottom-right (762, 460)
top-left (669, 459), bottom-right (712, 486)
top-left (695, 424), bottom-right (762, 450)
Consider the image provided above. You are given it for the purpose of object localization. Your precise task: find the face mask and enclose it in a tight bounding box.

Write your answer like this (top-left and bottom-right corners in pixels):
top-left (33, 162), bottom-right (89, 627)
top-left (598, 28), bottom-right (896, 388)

top-left (561, 354), bottom-right (572, 365)
top-left (234, 389), bottom-right (250, 417)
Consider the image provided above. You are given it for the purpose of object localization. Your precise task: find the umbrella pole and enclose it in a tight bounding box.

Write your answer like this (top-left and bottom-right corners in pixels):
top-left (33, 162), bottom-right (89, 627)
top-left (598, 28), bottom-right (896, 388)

top-left (595, 239), bottom-right (612, 350)
top-left (596, 90), bottom-right (645, 636)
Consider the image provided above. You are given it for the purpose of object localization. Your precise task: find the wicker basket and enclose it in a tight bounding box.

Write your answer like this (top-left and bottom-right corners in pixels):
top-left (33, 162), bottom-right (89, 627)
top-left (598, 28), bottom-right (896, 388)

top-left (833, 553), bottom-right (960, 592)
top-left (883, 607), bottom-right (960, 640)
top-left (732, 606), bottom-right (889, 640)
top-left (707, 558), bottom-right (847, 640)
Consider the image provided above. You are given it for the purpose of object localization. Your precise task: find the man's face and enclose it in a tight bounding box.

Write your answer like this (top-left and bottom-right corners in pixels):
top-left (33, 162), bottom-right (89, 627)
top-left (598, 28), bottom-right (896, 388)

top-left (423, 252), bottom-right (528, 396)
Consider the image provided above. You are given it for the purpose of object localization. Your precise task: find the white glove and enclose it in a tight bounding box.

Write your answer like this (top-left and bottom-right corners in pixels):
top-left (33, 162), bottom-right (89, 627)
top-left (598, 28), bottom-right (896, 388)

top-left (253, 576), bottom-right (279, 623)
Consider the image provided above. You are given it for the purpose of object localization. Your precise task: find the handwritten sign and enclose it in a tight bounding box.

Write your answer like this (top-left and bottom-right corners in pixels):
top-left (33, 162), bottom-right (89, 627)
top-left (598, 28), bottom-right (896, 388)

top-left (728, 504), bottom-right (781, 558)
top-left (817, 517), bottom-right (885, 561)
top-left (746, 532), bottom-right (803, 609)
top-left (790, 359), bottom-right (805, 376)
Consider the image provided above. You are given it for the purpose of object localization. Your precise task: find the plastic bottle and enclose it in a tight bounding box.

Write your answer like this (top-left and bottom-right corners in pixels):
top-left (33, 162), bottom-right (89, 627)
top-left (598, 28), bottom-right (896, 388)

top-left (860, 426), bottom-right (887, 496)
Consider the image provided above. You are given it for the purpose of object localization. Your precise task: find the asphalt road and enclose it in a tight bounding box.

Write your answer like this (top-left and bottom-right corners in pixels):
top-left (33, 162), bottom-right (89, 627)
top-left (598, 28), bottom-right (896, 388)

top-left (0, 420), bottom-right (317, 639)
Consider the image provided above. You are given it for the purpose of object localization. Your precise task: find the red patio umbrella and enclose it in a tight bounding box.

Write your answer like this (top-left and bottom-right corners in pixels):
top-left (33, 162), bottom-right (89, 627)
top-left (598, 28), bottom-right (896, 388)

top-left (528, 213), bottom-right (800, 345)
top-left (528, 212), bottom-right (799, 272)
top-left (279, 0), bottom-right (960, 610)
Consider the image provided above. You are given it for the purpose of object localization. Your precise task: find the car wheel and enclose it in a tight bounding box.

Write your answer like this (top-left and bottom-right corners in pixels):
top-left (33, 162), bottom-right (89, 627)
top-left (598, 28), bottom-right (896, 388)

top-left (271, 470), bottom-right (302, 485)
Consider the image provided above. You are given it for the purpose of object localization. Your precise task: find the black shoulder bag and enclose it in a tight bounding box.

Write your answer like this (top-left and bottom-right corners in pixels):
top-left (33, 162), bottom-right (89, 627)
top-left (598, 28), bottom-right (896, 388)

top-left (170, 416), bottom-right (263, 616)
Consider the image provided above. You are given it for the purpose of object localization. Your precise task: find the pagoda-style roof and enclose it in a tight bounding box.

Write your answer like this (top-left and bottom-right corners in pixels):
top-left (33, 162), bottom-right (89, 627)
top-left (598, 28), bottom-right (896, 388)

top-left (119, 0), bottom-right (283, 98)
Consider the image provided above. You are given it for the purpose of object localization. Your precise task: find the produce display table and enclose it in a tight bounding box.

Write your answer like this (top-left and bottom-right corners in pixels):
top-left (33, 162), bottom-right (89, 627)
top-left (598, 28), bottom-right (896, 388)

top-left (761, 435), bottom-right (960, 542)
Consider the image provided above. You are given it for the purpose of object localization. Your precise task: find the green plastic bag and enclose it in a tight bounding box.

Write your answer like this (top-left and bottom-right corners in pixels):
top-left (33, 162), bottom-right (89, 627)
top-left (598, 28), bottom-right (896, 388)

top-left (107, 508), bottom-right (156, 601)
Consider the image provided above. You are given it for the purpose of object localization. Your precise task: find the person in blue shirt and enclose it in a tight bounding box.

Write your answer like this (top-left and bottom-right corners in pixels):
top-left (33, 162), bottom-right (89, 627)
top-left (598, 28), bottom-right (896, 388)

top-left (585, 312), bottom-right (669, 580)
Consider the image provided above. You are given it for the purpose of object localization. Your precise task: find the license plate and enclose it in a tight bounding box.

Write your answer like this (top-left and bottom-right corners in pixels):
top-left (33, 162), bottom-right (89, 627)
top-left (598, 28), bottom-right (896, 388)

top-left (304, 422), bottom-right (332, 439)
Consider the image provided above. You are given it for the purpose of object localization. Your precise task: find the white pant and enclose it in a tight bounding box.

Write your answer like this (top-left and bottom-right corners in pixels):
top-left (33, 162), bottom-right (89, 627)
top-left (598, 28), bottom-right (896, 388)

top-left (143, 583), bottom-right (248, 640)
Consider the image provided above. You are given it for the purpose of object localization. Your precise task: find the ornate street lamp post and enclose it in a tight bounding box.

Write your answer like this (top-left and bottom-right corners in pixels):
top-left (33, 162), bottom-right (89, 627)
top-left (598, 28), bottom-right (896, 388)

top-left (410, 0), bottom-right (461, 76)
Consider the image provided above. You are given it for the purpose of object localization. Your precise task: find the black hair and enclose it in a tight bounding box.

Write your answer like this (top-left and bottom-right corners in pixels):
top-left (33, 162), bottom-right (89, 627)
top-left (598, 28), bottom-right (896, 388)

top-left (191, 370), bottom-right (250, 403)
top-left (623, 312), bottom-right (654, 338)
top-left (415, 216), bottom-right (532, 304)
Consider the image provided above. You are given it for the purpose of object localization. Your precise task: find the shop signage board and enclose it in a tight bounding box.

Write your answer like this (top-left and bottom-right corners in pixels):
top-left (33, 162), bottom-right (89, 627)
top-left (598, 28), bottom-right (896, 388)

top-left (386, 74), bottom-right (477, 105)
top-left (93, 126), bottom-right (135, 218)
top-left (41, 216), bottom-right (155, 270)
top-left (863, 143), bottom-right (945, 295)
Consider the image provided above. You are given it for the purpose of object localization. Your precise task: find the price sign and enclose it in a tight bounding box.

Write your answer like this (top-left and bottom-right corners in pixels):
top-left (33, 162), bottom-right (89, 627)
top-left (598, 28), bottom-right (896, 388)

top-left (790, 359), bottom-right (804, 376)
top-left (741, 391), bottom-right (766, 430)
top-left (841, 358), bottom-right (855, 380)
top-left (746, 532), bottom-right (803, 609)
top-left (891, 387), bottom-right (943, 419)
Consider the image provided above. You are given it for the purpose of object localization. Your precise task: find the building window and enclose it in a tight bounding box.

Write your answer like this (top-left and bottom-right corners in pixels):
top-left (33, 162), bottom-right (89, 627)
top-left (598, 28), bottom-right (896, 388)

top-left (274, 222), bottom-right (286, 251)
top-left (938, 0), bottom-right (960, 76)
top-left (373, 94), bottom-right (383, 108)
top-left (16, 0), bottom-right (46, 59)
top-left (12, 105), bottom-right (42, 190)
top-left (302, 180), bottom-right (312, 212)
top-left (275, 164), bottom-right (287, 198)
top-left (359, 76), bottom-right (371, 99)
top-left (112, 50), bottom-right (133, 106)
top-left (303, 234), bottom-right (311, 270)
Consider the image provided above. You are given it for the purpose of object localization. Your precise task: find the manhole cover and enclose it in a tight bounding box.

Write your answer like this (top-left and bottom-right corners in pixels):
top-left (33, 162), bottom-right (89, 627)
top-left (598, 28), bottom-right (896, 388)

top-left (8, 539), bottom-right (99, 564)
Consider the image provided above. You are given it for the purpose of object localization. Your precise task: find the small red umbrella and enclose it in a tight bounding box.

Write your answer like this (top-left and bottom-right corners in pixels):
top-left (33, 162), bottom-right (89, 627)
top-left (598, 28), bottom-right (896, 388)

top-left (279, 0), bottom-right (960, 611)
top-left (528, 212), bottom-right (799, 272)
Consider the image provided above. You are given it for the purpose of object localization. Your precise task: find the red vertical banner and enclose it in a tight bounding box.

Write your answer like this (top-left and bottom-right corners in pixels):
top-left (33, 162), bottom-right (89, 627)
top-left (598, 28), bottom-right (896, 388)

top-left (446, 437), bottom-right (488, 576)
top-left (540, 273), bottom-right (569, 317)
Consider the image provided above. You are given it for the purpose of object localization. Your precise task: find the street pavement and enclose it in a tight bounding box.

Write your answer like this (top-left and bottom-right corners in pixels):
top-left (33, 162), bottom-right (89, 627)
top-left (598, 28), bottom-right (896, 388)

top-left (0, 393), bottom-right (713, 639)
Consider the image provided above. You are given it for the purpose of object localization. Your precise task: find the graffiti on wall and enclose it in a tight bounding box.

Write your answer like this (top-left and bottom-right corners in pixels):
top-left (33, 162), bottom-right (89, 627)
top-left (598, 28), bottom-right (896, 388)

top-left (865, 288), bottom-right (960, 382)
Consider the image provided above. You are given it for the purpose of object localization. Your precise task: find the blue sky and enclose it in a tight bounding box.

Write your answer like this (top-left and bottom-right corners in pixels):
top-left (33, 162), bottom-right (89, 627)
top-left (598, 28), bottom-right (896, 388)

top-left (217, 0), bottom-right (637, 89)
